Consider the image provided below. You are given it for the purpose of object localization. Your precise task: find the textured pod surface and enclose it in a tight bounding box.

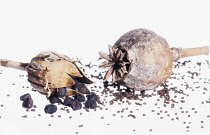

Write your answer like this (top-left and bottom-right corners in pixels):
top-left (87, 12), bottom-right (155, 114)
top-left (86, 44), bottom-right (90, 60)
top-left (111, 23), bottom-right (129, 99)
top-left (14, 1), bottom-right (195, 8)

top-left (99, 28), bottom-right (174, 91)
top-left (114, 28), bottom-right (173, 90)
top-left (27, 51), bottom-right (93, 95)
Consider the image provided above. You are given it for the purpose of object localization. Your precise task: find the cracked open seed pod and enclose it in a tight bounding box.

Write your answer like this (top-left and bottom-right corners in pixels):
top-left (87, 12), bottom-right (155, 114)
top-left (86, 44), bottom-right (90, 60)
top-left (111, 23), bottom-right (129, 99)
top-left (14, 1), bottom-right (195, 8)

top-left (99, 28), bottom-right (209, 91)
top-left (0, 51), bottom-right (93, 97)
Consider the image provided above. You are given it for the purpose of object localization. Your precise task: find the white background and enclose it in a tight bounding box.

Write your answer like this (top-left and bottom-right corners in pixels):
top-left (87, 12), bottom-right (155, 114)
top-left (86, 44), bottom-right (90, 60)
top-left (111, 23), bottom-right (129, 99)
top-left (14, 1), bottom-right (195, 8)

top-left (0, 0), bottom-right (210, 135)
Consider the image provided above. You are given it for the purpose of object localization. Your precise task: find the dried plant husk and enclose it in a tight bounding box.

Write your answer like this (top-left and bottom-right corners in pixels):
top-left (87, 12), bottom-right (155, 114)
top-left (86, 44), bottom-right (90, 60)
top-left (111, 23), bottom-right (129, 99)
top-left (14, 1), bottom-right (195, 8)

top-left (0, 51), bottom-right (93, 97)
top-left (99, 28), bottom-right (209, 91)
top-left (66, 88), bottom-right (83, 96)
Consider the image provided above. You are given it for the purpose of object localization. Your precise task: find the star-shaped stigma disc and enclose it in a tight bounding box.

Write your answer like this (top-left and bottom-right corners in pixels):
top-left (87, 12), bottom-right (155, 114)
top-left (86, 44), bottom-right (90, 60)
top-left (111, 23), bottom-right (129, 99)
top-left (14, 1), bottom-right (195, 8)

top-left (99, 45), bottom-right (131, 83)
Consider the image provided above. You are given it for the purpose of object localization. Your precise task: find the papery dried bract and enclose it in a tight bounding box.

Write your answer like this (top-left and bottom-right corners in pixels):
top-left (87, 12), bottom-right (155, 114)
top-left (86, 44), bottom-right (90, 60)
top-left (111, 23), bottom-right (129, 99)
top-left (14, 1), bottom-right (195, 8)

top-left (27, 51), bottom-right (93, 96)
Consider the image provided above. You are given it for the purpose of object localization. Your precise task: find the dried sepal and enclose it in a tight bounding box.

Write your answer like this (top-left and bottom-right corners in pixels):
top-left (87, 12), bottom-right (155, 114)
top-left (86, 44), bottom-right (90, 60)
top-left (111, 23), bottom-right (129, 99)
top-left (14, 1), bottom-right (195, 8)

top-left (78, 83), bottom-right (91, 95)
top-left (66, 89), bottom-right (82, 96)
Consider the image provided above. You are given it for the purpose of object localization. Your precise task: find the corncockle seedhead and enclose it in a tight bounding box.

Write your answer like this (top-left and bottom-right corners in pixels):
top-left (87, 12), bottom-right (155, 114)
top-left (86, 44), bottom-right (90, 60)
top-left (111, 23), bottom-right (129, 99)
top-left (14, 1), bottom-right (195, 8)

top-left (0, 51), bottom-right (93, 97)
top-left (26, 51), bottom-right (93, 97)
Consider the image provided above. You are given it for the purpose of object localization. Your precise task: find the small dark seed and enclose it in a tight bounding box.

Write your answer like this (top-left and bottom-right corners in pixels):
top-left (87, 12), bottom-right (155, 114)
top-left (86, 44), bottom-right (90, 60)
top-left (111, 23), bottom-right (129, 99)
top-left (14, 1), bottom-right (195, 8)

top-left (69, 100), bottom-right (82, 111)
top-left (72, 82), bottom-right (83, 92)
top-left (86, 92), bottom-right (97, 100)
top-left (48, 96), bottom-right (61, 104)
top-left (57, 88), bottom-right (67, 98)
top-left (31, 109), bottom-right (36, 112)
top-left (44, 104), bottom-right (57, 114)
top-left (63, 97), bottom-right (75, 106)
top-left (85, 99), bottom-right (97, 109)
top-left (74, 94), bottom-right (86, 102)
top-left (20, 93), bottom-right (31, 101)
top-left (22, 98), bottom-right (33, 109)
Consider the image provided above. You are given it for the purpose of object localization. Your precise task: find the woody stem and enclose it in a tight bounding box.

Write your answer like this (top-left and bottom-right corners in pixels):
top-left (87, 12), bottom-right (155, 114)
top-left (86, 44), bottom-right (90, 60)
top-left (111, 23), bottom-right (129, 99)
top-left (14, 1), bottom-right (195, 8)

top-left (0, 59), bottom-right (28, 71)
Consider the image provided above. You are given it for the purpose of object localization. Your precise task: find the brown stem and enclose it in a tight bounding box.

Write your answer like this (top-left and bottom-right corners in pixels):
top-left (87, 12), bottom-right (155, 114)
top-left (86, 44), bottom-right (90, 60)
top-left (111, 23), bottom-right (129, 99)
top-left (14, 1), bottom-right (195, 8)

top-left (171, 46), bottom-right (209, 61)
top-left (0, 59), bottom-right (28, 71)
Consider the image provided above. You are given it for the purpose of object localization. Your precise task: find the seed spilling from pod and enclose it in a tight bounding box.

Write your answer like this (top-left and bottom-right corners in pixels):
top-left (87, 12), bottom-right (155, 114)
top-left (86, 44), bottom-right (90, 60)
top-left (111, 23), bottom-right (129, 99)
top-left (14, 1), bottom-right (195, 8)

top-left (0, 51), bottom-right (93, 97)
top-left (99, 28), bottom-right (209, 91)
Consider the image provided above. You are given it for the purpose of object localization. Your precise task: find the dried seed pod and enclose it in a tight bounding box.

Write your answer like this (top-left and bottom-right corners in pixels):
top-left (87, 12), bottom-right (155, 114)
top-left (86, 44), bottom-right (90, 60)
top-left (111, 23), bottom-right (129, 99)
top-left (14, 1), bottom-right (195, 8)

top-left (0, 51), bottom-right (93, 97)
top-left (99, 28), bottom-right (209, 91)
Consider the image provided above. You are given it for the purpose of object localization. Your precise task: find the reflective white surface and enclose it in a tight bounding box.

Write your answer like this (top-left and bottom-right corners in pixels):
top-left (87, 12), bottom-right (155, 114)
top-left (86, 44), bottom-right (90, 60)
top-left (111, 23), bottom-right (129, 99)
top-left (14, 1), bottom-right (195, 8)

top-left (0, 0), bottom-right (210, 135)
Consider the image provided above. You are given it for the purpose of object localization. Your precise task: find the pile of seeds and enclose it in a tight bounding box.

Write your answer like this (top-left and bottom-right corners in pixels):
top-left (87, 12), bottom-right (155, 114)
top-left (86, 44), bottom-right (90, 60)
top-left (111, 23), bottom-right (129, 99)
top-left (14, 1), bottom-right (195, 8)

top-left (19, 86), bottom-right (98, 114)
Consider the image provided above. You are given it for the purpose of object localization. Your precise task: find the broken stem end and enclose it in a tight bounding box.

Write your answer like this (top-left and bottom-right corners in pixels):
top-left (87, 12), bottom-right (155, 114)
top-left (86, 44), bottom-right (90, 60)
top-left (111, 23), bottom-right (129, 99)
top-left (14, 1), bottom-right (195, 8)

top-left (171, 46), bottom-right (209, 61)
top-left (0, 59), bottom-right (28, 71)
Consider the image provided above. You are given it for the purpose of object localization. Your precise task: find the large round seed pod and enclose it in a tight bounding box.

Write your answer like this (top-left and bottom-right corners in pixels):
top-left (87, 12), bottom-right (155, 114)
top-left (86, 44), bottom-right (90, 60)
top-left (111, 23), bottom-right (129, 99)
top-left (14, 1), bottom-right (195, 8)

top-left (99, 28), bottom-right (209, 91)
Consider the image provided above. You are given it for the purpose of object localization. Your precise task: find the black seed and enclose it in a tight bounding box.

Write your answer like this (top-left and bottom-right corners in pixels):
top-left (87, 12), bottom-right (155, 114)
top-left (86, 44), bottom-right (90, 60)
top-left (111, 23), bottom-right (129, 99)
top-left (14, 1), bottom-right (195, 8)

top-left (44, 104), bottom-right (57, 114)
top-left (86, 92), bottom-right (97, 100)
top-left (74, 94), bottom-right (85, 102)
top-left (20, 93), bottom-right (31, 101)
top-left (69, 100), bottom-right (82, 111)
top-left (72, 82), bottom-right (83, 92)
top-left (85, 99), bottom-right (97, 109)
top-left (22, 98), bottom-right (33, 109)
top-left (48, 96), bottom-right (61, 104)
top-left (57, 88), bottom-right (67, 98)
top-left (63, 97), bottom-right (75, 106)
